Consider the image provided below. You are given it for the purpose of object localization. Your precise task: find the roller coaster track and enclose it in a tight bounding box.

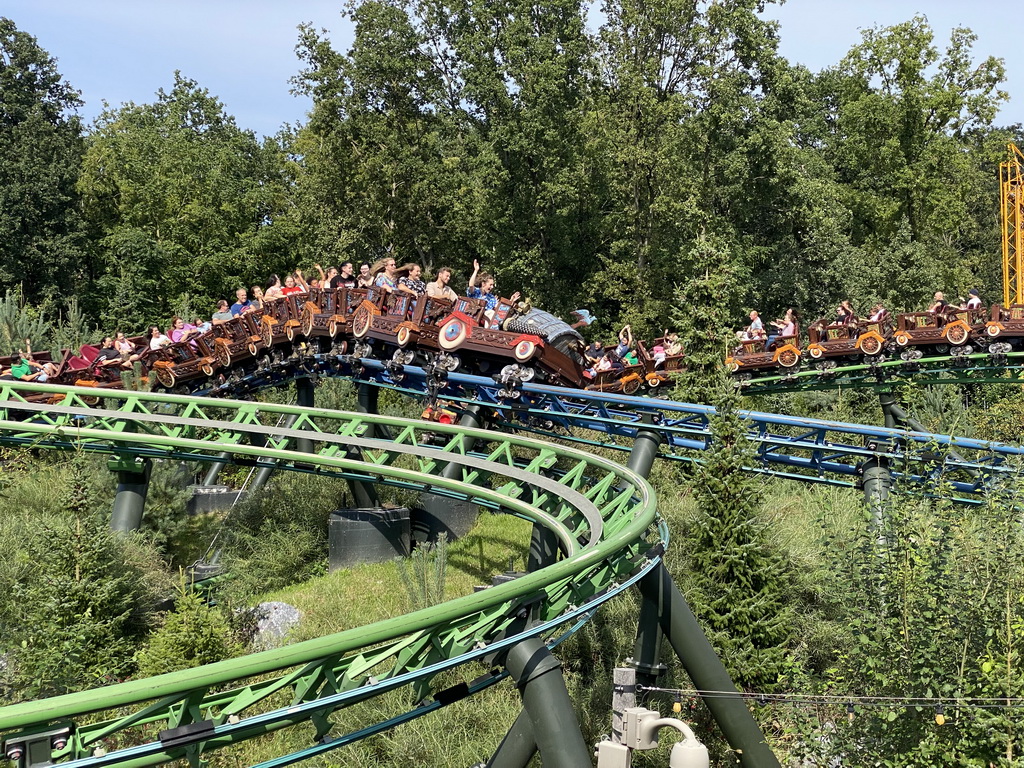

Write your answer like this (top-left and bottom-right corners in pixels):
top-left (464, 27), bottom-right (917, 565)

top-left (0, 381), bottom-right (662, 767)
top-left (1, 350), bottom-right (1021, 767)
top-left (734, 349), bottom-right (1024, 394)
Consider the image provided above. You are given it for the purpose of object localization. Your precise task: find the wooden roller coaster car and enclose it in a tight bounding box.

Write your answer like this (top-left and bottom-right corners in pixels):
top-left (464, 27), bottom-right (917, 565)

top-left (212, 315), bottom-right (262, 368)
top-left (584, 360), bottom-right (647, 395)
top-left (806, 318), bottom-right (888, 360)
top-left (259, 295), bottom-right (303, 347)
top-left (638, 338), bottom-right (683, 390)
top-left (724, 327), bottom-right (801, 373)
top-left (984, 304), bottom-right (1024, 345)
top-left (394, 295), bottom-right (454, 352)
top-left (300, 286), bottom-right (366, 343)
top-left (150, 334), bottom-right (218, 389)
top-left (433, 296), bottom-right (583, 385)
top-left (893, 309), bottom-right (979, 350)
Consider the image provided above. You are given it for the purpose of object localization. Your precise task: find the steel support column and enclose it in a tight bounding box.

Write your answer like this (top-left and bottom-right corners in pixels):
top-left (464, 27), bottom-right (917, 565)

top-left (638, 563), bottom-right (780, 768)
top-left (294, 377), bottom-right (316, 454)
top-left (626, 422), bottom-right (668, 691)
top-left (416, 406), bottom-right (485, 541)
top-left (483, 709), bottom-right (537, 768)
top-left (110, 458), bottom-right (152, 533)
top-left (500, 638), bottom-right (591, 768)
top-left (350, 383), bottom-right (381, 507)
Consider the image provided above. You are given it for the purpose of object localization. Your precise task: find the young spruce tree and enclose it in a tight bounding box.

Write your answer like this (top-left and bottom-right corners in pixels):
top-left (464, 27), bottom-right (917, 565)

top-left (684, 386), bottom-right (794, 690)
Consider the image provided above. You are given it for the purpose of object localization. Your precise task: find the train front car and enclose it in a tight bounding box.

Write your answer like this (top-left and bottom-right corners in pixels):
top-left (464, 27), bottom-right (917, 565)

top-left (434, 301), bottom-right (585, 388)
top-left (983, 303), bottom-right (1024, 355)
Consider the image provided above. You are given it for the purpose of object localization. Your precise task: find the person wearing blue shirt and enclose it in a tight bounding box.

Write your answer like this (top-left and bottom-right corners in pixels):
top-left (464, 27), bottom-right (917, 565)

top-left (230, 288), bottom-right (251, 316)
top-left (467, 259), bottom-right (520, 321)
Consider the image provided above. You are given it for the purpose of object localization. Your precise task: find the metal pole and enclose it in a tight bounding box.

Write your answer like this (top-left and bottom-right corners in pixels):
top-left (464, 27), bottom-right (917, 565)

top-left (247, 414), bottom-right (299, 495)
top-left (350, 383), bottom-right (381, 507)
top-left (416, 406), bottom-right (486, 541)
top-left (110, 458), bottom-right (152, 533)
top-left (502, 638), bottom-right (591, 768)
top-left (483, 709), bottom-right (537, 768)
top-left (878, 390), bottom-right (898, 430)
top-left (627, 422), bottom-right (667, 691)
top-left (202, 452), bottom-right (232, 486)
top-left (295, 377), bottom-right (315, 454)
top-left (639, 563), bottom-right (781, 768)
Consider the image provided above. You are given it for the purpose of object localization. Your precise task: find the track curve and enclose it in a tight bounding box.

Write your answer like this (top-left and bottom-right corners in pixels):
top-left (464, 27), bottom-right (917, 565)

top-left (0, 358), bottom-right (1018, 766)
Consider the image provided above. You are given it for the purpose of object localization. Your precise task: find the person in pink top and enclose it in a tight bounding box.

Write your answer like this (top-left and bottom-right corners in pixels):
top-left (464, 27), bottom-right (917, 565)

top-left (169, 316), bottom-right (199, 345)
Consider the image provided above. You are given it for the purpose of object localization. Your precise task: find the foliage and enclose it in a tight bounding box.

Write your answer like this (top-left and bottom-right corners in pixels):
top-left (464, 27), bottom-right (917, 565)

top-left (396, 533), bottom-right (448, 610)
top-left (809, 493), bottom-right (1024, 766)
top-left (0, 288), bottom-right (49, 355)
top-left (683, 388), bottom-right (795, 690)
top-left (4, 455), bottom-right (165, 700)
top-left (0, 18), bottom-right (89, 304)
top-left (135, 579), bottom-right (243, 677)
top-left (78, 73), bottom-right (293, 329)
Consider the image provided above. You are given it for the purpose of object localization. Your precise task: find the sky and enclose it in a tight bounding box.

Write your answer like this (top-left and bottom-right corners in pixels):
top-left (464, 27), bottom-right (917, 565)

top-left (3, 0), bottom-right (1023, 138)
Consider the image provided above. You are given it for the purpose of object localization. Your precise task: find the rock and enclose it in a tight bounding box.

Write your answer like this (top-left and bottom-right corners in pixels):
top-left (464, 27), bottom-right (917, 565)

top-left (249, 601), bottom-right (301, 649)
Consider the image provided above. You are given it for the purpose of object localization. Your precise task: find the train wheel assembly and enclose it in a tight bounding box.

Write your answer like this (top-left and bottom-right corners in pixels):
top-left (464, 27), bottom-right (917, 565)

top-left (439, 318), bottom-right (467, 351)
top-left (777, 349), bottom-right (799, 368)
top-left (440, 353), bottom-right (461, 372)
top-left (859, 336), bottom-right (881, 356)
top-left (945, 324), bottom-right (969, 346)
top-left (396, 326), bottom-right (412, 347)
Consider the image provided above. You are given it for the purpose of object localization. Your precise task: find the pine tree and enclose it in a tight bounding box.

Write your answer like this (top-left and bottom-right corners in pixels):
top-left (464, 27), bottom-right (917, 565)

top-left (683, 388), bottom-right (794, 690)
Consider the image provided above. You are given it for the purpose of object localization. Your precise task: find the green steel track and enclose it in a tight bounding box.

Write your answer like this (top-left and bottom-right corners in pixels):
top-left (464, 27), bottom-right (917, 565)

top-left (0, 382), bottom-right (661, 767)
top-left (737, 349), bottom-right (1024, 393)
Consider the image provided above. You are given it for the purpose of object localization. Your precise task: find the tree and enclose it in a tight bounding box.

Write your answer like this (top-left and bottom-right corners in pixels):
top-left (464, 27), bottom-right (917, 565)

top-left (683, 388), bottom-right (794, 690)
top-left (0, 18), bottom-right (88, 302)
top-left (79, 73), bottom-right (292, 327)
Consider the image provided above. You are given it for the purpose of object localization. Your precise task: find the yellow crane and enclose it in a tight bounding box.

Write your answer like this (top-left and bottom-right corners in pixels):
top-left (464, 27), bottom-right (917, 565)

top-left (1001, 142), bottom-right (1024, 306)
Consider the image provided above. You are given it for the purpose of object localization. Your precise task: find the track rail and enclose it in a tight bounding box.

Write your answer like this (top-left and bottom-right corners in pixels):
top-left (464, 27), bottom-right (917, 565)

top-left (0, 383), bottom-right (660, 767)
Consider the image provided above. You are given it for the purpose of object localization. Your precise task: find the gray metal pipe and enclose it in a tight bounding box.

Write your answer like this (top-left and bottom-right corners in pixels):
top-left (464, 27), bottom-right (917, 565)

top-left (294, 377), bottom-right (316, 454)
top-left (639, 563), bottom-right (780, 768)
top-left (503, 637), bottom-right (591, 767)
top-left (484, 709), bottom-right (537, 768)
top-left (110, 459), bottom-right (152, 533)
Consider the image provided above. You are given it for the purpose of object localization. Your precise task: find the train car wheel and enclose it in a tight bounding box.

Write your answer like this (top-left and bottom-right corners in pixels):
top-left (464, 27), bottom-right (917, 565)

top-left (895, 332), bottom-right (910, 346)
top-left (248, 343), bottom-right (258, 356)
top-left (286, 324), bottom-right (296, 342)
top-left (513, 339), bottom-right (536, 362)
top-left (216, 344), bottom-right (231, 368)
top-left (622, 377), bottom-right (641, 395)
top-left (945, 324), bottom-right (969, 346)
top-left (778, 349), bottom-right (799, 367)
top-left (156, 367), bottom-right (175, 389)
top-left (809, 346), bottom-right (823, 359)
top-left (328, 320), bottom-right (339, 338)
top-left (727, 360), bottom-right (739, 373)
top-left (301, 307), bottom-right (314, 337)
top-left (987, 324), bottom-right (1001, 337)
top-left (201, 364), bottom-right (214, 377)
top-left (260, 322), bottom-right (274, 348)
top-left (439, 318), bottom-right (468, 350)
top-left (859, 336), bottom-right (881, 356)
top-left (518, 366), bottom-right (536, 382)
top-left (396, 326), bottom-right (412, 347)
top-left (353, 307), bottom-right (373, 339)
top-left (443, 354), bottom-right (461, 372)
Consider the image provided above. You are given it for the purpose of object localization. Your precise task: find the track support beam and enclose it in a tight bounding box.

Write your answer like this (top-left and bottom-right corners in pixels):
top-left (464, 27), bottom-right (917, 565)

top-left (637, 563), bottom-right (781, 768)
top-left (495, 638), bottom-right (591, 768)
top-left (626, 422), bottom-right (668, 691)
top-left (109, 458), bottom-right (152, 533)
